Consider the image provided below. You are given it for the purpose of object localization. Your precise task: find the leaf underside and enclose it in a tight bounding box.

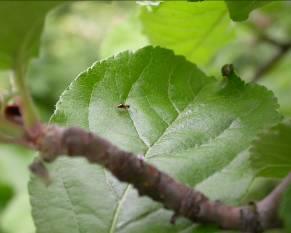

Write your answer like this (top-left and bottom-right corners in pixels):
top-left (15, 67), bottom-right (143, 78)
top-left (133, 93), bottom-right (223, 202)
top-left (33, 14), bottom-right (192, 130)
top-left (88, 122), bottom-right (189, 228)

top-left (29, 46), bottom-right (280, 233)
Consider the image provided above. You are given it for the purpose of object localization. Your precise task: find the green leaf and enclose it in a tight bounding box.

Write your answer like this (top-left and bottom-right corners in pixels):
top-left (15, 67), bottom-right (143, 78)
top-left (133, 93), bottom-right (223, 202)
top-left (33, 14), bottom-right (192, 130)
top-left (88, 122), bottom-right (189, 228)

top-left (241, 177), bottom-right (279, 202)
top-left (29, 46), bottom-right (280, 233)
top-left (0, 193), bottom-right (35, 233)
top-left (250, 121), bottom-right (291, 178)
top-left (0, 1), bottom-right (62, 69)
top-left (225, 1), bottom-right (269, 21)
top-left (140, 1), bottom-right (235, 66)
top-left (0, 145), bottom-right (34, 192)
top-left (0, 183), bottom-right (14, 210)
top-left (280, 186), bottom-right (291, 233)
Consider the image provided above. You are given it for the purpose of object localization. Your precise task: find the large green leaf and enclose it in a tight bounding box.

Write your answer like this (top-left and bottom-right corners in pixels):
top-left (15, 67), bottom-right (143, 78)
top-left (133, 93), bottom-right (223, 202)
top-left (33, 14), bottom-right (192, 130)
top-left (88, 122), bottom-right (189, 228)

top-left (225, 1), bottom-right (269, 21)
top-left (140, 1), bottom-right (235, 66)
top-left (0, 1), bottom-right (62, 69)
top-left (250, 121), bottom-right (291, 178)
top-left (280, 186), bottom-right (291, 233)
top-left (29, 46), bottom-right (280, 233)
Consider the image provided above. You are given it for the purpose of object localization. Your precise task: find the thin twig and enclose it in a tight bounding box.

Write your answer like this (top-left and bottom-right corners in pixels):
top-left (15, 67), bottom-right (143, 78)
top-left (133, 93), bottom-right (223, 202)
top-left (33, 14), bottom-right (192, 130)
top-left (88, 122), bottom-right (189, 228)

top-left (259, 34), bottom-right (286, 48)
top-left (13, 61), bottom-right (39, 129)
top-left (252, 35), bottom-right (291, 82)
top-left (257, 173), bottom-right (291, 229)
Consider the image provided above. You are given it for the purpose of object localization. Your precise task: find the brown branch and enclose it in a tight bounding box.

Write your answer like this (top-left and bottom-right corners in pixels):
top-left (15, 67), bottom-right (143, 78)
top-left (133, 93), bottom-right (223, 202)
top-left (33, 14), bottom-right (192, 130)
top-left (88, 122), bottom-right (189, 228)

top-left (20, 124), bottom-right (289, 233)
top-left (259, 34), bottom-right (286, 48)
top-left (257, 173), bottom-right (291, 229)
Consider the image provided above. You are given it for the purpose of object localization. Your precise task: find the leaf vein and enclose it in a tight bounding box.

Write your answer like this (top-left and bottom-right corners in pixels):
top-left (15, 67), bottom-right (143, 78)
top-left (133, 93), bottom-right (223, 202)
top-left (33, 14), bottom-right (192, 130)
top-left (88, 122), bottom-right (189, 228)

top-left (59, 169), bottom-right (83, 233)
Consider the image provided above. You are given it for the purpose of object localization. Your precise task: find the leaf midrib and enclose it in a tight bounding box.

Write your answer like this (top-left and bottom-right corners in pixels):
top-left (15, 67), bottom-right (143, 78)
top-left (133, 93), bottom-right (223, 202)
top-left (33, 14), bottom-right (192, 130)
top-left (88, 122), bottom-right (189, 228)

top-left (107, 76), bottom-right (212, 233)
top-left (104, 51), bottom-right (155, 233)
top-left (188, 10), bottom-right (227, 58)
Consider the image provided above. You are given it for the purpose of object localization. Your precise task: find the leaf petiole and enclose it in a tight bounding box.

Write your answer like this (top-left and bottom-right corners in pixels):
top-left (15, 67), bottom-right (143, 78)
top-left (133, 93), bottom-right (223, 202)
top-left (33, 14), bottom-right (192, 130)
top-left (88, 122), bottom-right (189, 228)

top-left (13, 60), bottom-right (39, 129)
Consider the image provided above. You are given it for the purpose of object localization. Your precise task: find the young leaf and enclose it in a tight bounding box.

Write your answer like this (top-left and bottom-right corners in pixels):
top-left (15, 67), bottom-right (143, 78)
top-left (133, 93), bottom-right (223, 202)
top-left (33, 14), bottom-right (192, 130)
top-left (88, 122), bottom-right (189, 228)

top-left (225, 0), bottom-right (269, 21)
top-left (29, 46), bottom-right (280, 233)
top-left (0, 1), bottom-right (62, 69)
top-left (140, 1), bottom-right (235, 66)
top-left (250, 121), bottom-right (291, 178)
top-left (280, 187), bottom-right (291, 233)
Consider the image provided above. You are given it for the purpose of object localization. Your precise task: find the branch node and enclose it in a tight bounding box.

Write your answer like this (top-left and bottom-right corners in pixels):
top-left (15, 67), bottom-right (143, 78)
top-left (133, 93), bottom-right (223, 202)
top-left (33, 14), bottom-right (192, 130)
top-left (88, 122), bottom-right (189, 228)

top-left (240, 203), bottom-right (263, 233)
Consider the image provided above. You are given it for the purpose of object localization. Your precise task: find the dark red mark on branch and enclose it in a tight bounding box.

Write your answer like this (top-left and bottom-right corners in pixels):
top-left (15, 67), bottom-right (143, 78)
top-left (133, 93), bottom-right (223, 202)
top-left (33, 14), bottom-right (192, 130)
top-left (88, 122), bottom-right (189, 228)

top-left (4, 104), bottom-right (23, 125)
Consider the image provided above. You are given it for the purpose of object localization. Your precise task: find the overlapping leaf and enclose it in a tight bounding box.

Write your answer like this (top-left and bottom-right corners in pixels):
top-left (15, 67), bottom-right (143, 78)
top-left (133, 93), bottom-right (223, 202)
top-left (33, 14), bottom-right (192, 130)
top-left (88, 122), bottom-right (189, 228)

top-left (0, 1), bottom-right (62, 69)
top-left (225, 1), bottom-right (269, 21)
top-left (250, 121), bottom-right (291, 178)
top-left (139, 1), bottom-right (271, 22)
top-left (29, 46), bottom-right (280, 233)
top-left (140, 1), bottom-right (235, 66)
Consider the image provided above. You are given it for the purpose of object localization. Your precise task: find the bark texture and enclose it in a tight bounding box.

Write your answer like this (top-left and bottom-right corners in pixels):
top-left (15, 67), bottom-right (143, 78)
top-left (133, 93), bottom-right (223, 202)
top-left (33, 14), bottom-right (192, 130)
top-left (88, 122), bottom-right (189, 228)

top-left (25, 125), bottom-right (290, 233)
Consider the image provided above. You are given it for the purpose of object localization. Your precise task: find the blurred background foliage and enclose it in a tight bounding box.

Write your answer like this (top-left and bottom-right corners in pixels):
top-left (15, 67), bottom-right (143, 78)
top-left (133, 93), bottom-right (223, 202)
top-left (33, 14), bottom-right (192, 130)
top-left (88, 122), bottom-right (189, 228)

top-left (0, 1), bottom-right (290, 233)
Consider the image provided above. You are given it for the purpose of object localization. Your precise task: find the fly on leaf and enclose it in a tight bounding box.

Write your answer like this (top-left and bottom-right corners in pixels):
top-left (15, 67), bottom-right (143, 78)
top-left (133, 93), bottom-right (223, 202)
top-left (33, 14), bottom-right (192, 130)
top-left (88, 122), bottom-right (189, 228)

top-left (117, 103), bottom-right (130, 110)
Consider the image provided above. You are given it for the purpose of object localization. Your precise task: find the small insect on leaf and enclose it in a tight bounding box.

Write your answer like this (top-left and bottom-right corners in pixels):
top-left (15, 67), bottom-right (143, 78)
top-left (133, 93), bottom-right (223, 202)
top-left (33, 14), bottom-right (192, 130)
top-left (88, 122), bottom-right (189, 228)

top-left (117, 103), bottom-right (130, 110)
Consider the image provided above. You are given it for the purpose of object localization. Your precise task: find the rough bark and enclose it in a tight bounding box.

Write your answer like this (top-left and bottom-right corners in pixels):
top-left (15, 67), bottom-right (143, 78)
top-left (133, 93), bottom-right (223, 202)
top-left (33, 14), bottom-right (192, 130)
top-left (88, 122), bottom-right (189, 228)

top-left (24, 125), bottom-right (290, 233)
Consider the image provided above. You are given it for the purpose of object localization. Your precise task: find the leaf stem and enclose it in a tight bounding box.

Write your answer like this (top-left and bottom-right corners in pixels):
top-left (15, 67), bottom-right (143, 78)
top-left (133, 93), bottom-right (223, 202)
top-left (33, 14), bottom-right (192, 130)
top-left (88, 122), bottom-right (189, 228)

top-left (13, 61), bottom-right (39, 129)
top-left (252, 34), bottom-right (291, 82)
